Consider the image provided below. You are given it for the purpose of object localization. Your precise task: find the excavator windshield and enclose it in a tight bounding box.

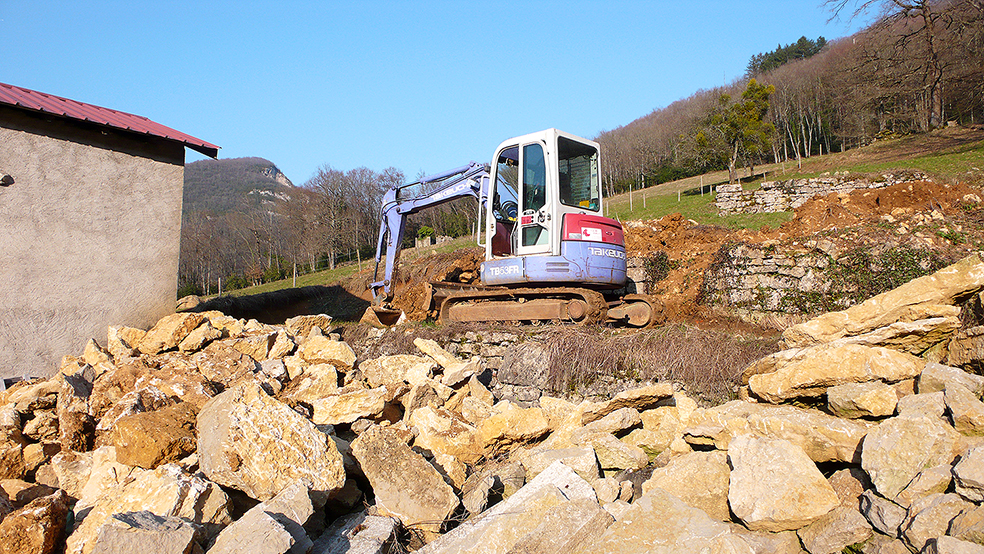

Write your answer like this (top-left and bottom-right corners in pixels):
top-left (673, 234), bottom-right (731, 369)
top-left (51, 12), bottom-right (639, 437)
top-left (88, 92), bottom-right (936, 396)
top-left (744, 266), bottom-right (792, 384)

top-left (558, 136), bottom-right (600, 211)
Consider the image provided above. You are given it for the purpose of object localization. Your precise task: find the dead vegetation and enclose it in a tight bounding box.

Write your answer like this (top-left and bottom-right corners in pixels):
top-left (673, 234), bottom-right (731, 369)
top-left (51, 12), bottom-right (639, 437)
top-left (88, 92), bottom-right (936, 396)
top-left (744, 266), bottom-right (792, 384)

top-left (541, 324), bottom-right (780, 403)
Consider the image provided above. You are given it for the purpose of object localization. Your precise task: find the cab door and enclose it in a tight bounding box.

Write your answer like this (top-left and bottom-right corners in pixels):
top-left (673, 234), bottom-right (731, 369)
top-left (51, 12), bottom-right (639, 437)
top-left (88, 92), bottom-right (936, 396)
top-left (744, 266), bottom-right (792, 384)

top-left (516, 141), bottom-right (552, 256)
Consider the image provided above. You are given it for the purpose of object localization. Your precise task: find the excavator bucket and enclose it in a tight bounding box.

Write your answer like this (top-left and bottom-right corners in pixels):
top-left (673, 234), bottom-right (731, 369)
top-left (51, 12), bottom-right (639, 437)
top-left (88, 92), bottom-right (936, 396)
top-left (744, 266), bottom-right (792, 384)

top-left (360, 306), bottom-right (405, 328)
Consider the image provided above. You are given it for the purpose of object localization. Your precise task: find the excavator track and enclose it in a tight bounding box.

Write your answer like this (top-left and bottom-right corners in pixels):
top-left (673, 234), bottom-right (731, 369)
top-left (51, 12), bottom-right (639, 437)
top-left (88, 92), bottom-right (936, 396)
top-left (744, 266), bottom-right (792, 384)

top-left (436, 286), bottom-right (610, 325)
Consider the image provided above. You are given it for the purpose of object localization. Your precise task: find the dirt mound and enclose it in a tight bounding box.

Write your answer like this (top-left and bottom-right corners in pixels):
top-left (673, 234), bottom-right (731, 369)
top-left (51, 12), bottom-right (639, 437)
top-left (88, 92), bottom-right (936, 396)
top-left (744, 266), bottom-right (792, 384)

top-left (341, 247), bottom-right (485, 321)
top-left (622, 179), bottom-right (984, 328)
top-left (624, 214), bottom-right (768, 325)
top-left (780, 180), bottom-right (979, 237)
top-left (391, 247), bottom-right (484, 320)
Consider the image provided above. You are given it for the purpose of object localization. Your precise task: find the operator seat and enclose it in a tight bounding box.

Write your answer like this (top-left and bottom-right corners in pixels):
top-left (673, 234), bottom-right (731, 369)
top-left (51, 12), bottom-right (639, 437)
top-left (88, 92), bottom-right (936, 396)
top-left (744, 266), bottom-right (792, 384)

top-left (492, 221), bottom-right (512, 256)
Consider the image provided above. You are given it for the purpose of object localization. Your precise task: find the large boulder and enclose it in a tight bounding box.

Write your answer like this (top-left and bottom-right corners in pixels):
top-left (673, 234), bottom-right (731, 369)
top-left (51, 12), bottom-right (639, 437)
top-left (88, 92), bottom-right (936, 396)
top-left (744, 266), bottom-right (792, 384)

top-left (285, 314), bottom-right (333, 337)
top-left (861, 412), bottom-right (959, 500)
top-left (111, 402), bottom-right (197, 469)
top-left (360, 355), bottom-right (435, 388)
top-left (796, 506), bottom-right (872, 554)
top-left (925, 537), bottom-right (984, 554)
top-left (827, 381), bottom-right (898, 419)
top-left (311, 511), bottom-right (399, 554)
top-left (65, 464), bottom-right (231, 554)
top-left (822, 313), bottom-right (963, 355)
top-left (227, 332), bottom-right (278, 361)
top-left (209, 481), bottom-right (314, 554)
top-left (476, 402), bottom-right (551, 455)
top-left (780, 253), bottom-right (984, 347)
top-left (350, 425), bottom-right (459, 533)
top-left (208, 509), bottom-right (293, 554)
top-left (0, 428), bottom-right (27, 481)
top-left (641, 450), bottom-right (731, 521)
top-left (948, 326), bottom-right (984, 372)
top-left (0, 490), bottom-right (69, 554)
top-left (580, 385), bottom-right (674, 425)
top-left (945, 384), bottom-right (984, 436)
top-left (576, 486), bottom-right (753, 554)
top-left (408, 406), bottom-right (480, 464)
top-left (577, 433), bottom-right (648, 471)
top-left (500, 497), bottom-right (613, 554)
top-left (519, 445), bottom-right (600, 483)
top-left (137, 313), bottom-right (206, 355)
top-left (919, 362), bottom-right (984, 396)
top-left (570, 407), bottom-right (641, 444)
top-left (745, 343), bottom-right (925, 403)
top-left (280, 363), bottom-right (338, 405)
top-left (197, 382), bottom-right (346, 502)
top-left (953, 445), bottom-right (984, 502)
top-left (177, 320), bottom-right (223, 353)
top-left (949, 504), bottom-right (984, 545)
top-left (310, 386), bottom-right (391, 426)
top-left (901, 493), bottom-right (976, 552)
top-left (683, 400), bottom-right (870, 463)
top-left (417, 461), bottom-right (598, 554)
top-left (89, 511), bottom-right (199, 554)
top-left (727, 435), bottom-right (839, 532)
top-left (75, 447), bottom-right (142, 513)
top-left (860, 489), bottom-right (907, 537)
top-left (298, 335), bottom-right (356, 370)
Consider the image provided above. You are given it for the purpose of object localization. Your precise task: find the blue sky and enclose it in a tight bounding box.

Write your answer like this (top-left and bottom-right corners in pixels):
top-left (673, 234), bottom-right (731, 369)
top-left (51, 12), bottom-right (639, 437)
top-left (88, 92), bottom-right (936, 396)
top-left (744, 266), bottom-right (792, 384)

top-left (2, 1), bottom-right (872, 186)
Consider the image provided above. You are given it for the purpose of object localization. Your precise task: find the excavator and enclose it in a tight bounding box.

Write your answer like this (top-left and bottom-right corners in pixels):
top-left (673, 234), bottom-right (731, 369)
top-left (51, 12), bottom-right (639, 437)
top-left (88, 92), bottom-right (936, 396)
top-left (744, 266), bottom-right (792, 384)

top-left (363, 128), bottom-right (664, 327)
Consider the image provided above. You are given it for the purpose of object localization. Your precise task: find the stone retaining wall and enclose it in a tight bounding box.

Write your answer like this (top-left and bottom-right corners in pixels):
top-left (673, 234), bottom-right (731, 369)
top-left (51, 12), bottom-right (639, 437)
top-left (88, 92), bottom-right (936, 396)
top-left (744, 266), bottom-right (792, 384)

top-left (700, 243), bottom-right (835, 316)
top-left (715, 172), bottom-right (927, 215)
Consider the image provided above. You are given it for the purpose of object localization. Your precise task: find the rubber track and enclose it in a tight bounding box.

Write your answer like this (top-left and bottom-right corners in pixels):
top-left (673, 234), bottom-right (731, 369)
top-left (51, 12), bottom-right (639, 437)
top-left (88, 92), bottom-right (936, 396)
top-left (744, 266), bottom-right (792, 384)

top-left (437, 287), bottom-right (609, 325)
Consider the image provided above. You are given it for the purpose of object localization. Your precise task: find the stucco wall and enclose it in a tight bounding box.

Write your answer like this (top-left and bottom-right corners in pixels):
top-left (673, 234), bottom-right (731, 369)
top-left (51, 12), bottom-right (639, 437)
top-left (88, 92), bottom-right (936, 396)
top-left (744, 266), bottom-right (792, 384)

top-left (0, 107), bottom-right (186, 379)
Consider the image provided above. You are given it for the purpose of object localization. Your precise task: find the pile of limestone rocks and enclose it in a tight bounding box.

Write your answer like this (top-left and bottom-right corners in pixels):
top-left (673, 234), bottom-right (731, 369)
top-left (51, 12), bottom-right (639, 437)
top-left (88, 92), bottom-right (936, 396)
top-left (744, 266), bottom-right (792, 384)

top-left (3, 254), bottom-right (984, 553)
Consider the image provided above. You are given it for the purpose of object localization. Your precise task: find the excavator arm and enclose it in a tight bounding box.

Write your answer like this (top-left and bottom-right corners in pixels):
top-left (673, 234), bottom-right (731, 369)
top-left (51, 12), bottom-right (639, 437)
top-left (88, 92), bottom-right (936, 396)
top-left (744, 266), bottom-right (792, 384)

top-left (369, 162), bottom-right (492, 307)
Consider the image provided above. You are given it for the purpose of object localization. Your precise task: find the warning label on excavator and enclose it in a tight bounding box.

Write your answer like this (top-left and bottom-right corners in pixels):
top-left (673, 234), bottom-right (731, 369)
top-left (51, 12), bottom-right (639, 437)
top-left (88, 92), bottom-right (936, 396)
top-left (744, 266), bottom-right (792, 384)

top-left (581, 227), bottom-right (602, 241)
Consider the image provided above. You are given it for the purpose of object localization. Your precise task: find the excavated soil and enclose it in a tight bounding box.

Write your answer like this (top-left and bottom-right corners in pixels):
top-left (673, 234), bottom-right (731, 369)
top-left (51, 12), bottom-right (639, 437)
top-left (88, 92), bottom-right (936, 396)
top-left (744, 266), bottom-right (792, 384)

top-left (342, 178), bottom-right (983, 333)
top-left (626, 179), bottom-right (983, 328)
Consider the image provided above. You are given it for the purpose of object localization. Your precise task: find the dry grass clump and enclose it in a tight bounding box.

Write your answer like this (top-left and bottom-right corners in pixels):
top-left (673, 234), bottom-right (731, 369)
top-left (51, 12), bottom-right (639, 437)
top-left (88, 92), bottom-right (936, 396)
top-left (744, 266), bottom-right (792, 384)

top-left (542, 324), bottom-right (780, 403)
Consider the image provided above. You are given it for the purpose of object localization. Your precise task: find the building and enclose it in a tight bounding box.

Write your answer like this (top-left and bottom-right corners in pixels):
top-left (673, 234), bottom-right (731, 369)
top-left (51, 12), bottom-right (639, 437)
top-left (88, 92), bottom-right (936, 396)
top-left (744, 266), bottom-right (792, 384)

top-left (0, 82), bottom-right (219, 379)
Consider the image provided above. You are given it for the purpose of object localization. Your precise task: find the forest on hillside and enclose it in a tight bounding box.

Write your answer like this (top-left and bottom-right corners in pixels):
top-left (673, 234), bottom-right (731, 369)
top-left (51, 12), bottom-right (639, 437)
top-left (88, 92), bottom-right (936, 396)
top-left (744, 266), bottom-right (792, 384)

top-left (179, 161), bottom-right (478, 296)
top-left (178, 0), bottom-right (984, 298)
top-left (596, 0), bottom-right (984, 193)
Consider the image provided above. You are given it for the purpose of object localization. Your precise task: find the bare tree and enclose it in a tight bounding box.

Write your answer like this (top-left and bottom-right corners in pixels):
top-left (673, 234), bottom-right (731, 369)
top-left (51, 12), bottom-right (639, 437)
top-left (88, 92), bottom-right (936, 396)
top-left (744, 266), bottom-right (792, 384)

top-left (826, 0), bottom-right (967, 130)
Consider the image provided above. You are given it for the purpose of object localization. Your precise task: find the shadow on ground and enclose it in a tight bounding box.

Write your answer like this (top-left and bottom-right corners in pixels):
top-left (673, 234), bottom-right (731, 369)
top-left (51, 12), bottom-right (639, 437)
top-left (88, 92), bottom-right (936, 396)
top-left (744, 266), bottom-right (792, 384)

top-left (192, 285), bottom-right (369, 325)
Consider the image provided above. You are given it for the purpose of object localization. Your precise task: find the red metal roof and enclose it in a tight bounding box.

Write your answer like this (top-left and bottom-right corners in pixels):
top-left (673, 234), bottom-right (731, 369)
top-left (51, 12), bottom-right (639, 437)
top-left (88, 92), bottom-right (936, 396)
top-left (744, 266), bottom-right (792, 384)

top-left (0, 82), bottom-right (219, 158)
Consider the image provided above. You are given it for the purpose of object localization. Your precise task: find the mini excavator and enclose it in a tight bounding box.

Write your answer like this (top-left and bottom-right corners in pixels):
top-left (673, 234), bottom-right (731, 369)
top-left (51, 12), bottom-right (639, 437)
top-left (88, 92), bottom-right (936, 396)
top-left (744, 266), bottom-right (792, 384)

top-left (364, 128), bottom-right (664, 327)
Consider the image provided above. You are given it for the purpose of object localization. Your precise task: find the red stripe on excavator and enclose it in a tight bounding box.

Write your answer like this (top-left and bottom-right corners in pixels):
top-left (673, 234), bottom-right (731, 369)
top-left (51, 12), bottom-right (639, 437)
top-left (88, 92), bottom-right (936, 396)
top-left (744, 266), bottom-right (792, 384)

top-left (561, 213), bottom-right (624, 246)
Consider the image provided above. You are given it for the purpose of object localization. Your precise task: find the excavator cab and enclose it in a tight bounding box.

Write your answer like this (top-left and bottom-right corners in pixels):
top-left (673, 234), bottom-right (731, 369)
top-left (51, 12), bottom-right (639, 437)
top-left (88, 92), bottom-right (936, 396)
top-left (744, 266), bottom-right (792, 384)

top-left (481, 129), bottom-right (626, 290)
